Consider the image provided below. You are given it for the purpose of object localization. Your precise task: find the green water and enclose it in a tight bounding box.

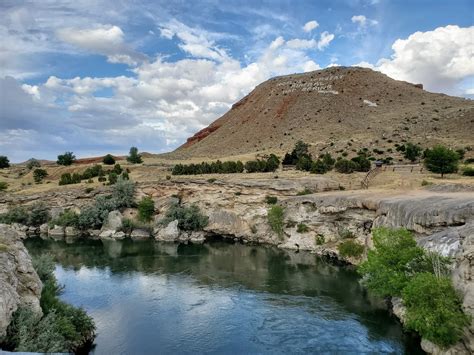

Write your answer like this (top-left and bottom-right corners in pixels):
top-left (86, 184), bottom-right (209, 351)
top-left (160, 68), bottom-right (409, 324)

top-left (25, 238), bottom-right (423, 354)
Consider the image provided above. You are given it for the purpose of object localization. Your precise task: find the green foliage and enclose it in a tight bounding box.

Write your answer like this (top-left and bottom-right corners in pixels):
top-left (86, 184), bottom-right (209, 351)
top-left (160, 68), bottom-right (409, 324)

top-left (351, 155), bottom-right (371, 172)
top-left (265, 195), bottom-right (278, 205)
top-left (173, 159), bottom-right (246, 175)
top-left (28, 202), bottom-right (49, 226)
top-left (295, 155), bottom-right (312, 171)
top-left (162, 203), bottom-right (209, 231)
top-left (0, 206), bottom-right (29, 224)
top-left (33, 168), bottom-right (48, 183)
top-left (58, 173), bottom-right (81, 186)
top-left (108, 172), bottom-right (118, 185)
top-left (245, 155), bottom-right (280, 173)
top-left (26, 159), bottom-right (41, 170)
top-left (283, 140), bottom-right (310, 165)
top-left (296, 188), bottom-right (313, 195)
top-left (111, 177), bottom-right (135, 208)
top-left (102, 154), bottom-right (116, 165)
top-left (296, 223), bottom-right (309, 233)
top-left (321, 153), bottom-right (335, 168)
top-left (455, 148), bottom-right (465, 160)
top-left (402, 273), bottom-right (470, 347)
top-left (121, 218), bottom-right (136, 234)
top-left (335, 159), bottom-right (358, 173)
top-left (56, 152), bottom-right (76, 166)
top-left (338, 240), bottom-right (364, 258)
top-left (0, 155), bottom-right (10, 168)
top-left (359, 228), bottom-right (424, 297)
top-left (112, 163), bottom-right (123, 175)
top-left (0, 181), bottom-right (7, 191)
top-left (138, 197), bottom-right (155, 222)
top-left (121, 171), bottom-right (130, 180)
top-left (338, 228), bottom-right (355, 239)
top-left (462, 166), bottom-right (474, 176)
top-left (310, 159), bottom-right (329, 174)
top-left (267, 205), bottom-right (284, 237)
top-left (424, 145), bottom-right (459, 177)
top-left (403, 143), bottom-right (422, 162)
top-left (127, 146), bottom-right (143, 164)
top-left (51, 209), bottom-right (79, 227)
top-left (315, 234), bottom-right (325, 245)
top-left (81, 165), bottom-right (103, 180)
top-left (421, 179), bottom-right (433, 186)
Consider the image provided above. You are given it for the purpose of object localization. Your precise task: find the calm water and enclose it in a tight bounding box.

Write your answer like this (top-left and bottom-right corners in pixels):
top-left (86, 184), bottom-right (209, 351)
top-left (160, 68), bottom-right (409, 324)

top-left (25, 238), bottom-right (423, 354)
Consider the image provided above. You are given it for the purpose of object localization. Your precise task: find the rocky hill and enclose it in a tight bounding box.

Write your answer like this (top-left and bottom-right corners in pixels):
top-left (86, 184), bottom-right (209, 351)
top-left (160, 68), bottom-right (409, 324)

top-left (172, 67), bottom-right (474, 159)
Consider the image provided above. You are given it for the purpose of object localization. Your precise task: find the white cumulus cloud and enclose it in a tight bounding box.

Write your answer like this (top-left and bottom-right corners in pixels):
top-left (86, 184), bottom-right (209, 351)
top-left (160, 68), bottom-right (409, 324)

top-left (303, 20), bottom-right (319, 32)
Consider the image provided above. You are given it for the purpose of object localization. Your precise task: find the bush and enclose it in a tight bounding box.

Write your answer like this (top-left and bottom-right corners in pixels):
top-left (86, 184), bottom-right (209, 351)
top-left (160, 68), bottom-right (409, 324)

top-left (127, 146), bottom-right (143, 164)
top-left (111, 178), bottom-right (135, 208)
top-left (424, 145), bottom-right (459, 177)
top-left (56, 152), bottom-right (76, 166)
top-left (33, 168), bottom-right (48, 183)
top-left (26, 159), bottom-right (41, 170)
top-left (121, 171), bottom-right (129, 180)
top-left (28, 203), bottom-right (49, 226)
top-left (335, 159), bottom-right (358, 173)
top-left (402, 273), bottom-right (470, 347)
top-left (321, 153), bottom-right (335, 169)
top-left (351, 156), bottom-right (371, 172)
top-left (265, 195), bottom-right (278, 205)
top-left (338, 228), bottom-right (355, 239)
top-left (59, 173), bottom-right (81, 186)
top-left (310, 159), bottom-right (329, 174)
top-left (81, 165), bottom-right (103, 180)
top-left (338, 240), bottom-right (364, 258)
top-left (315, 234), bottom-right (325, 245)
top-left (421, 179), bottom-right (433, 186)
top-left (0, 206), bottom-right (29, 224)
top-left (162, 203), bottom-right (208, 231)
top-left (462, 166), bottom-right (474, 176)
top-left (358, 228), bottom-right (425, 297)
top-left (0, 155), bottom-right (10, 168)
top-left (295, 155), bottom-right (312, 171)
top-left (108, 172), bottom-right (118, 185)
top-left (138, 197), bottom-right (155, 222)
top-left (283, 140), bottom-right (309, 165)
top-left (296, 188), bottom-right (313, 195)
top-left (102, 154), bottom-right (116, 165)
top-left (267, 205), bottom-right (284, 237)
top-left (403, 143), bottom-right (422, 162)
top-left (51, 209), bottom-right (79, 227)
top-left (296, 223), bottom-right (309, 233)
top-left (0, 181), bottom-right (7, 191)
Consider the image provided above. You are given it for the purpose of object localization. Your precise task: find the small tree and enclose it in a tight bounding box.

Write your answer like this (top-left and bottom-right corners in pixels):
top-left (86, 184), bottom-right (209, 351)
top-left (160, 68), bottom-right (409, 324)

top-left (404, 143), bottom-right (422, 162)
top-left (138, 197), bottom-right (155, 222)
top-left (102, 154), bottom-right (116, 165)
top-left (0, 156), bottom-right (10, 169)
top-left (33, 169), bottom-right (48, 183)
top-left (335, 159), bottom-right (358, 173)
top-left (424, 145), bottom-right (459, 177)
top-left (127, 147), bottom-right (143, 164)
top-left (310, 160), bottom-right (329, 174)
top-left (57, 152), bottom-right (76, 166)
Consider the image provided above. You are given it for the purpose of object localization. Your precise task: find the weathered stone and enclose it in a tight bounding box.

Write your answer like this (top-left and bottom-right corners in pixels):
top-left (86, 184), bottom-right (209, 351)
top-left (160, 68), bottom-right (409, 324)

top-left (104, 210), bottom-right (123, 231)
top-left (205, 210), bottom-right (251, 238)
top-left (131, 229), bottom-right (150, 240)
top-left (99, 229), bottom-right (114, 239)
top-left (65, 226), bottom-right (79, 237)
top-left (112, 231), bottom-right (126, 240)
top-left (39, 223), bottom-right (48, 235)
top-left (155, 220), bottom-right (179, 242)
top-left (189, 231), bottom-right (206, 244)
top-left (48, 225), bottom-right (65, 239)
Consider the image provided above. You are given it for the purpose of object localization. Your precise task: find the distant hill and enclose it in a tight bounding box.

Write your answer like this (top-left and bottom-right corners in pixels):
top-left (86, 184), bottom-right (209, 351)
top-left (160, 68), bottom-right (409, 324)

top-left (171, 67), bottom-right (473, 160)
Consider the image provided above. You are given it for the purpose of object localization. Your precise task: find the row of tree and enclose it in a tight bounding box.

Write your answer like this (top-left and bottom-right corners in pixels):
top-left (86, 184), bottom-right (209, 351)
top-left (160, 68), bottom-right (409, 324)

top-left (59, 164), bottom-right (129, 185)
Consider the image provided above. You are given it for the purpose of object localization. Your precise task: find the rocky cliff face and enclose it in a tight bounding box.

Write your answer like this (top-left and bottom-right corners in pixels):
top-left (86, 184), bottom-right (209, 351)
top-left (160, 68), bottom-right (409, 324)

top-left (0, 224), bottom-right (42, 339)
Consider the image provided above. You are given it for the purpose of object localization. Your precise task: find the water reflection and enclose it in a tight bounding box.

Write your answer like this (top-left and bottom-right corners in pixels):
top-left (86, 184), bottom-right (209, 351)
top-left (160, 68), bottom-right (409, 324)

top-left (25, 238), bottom-right (423, 354)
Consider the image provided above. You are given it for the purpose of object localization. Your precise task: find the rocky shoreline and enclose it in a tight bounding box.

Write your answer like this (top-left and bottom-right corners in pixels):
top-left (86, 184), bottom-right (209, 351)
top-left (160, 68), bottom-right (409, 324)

top-left (1, 179), bottom-right (473, 354)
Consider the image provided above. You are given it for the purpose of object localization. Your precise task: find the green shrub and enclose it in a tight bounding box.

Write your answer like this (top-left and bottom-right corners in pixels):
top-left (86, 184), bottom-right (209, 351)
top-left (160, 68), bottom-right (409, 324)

top-left (321, 153), bottom-right (335, 169)
top-left (102, 154), bottom-right (116, 165)
top-left (315, 234), bottom-right (325, 245)
top-left (33, 169), bottom-right (48, 183)
top-left (121, 171), bottom-right (129, 180)
top-left (295, 155), bottom-right (312, 171)
top-left (162, 203), bottom-right (208, 231)
top-left (403, 143), bottom-right (422, 162)
top-left (28, 203), bottom-right (49, 226)
top-left (296, 188), bottom-right (313, 195)
top-left (421, 179), bottom-right (433, 186)
top-left (296, 223), bottom-right (309, 233)
top-left (81, 165), bottom-right (103, 180)
top-left (127, 146), bottom-right (143, 164)
top-left (166, 175), bottom-right (171, 180)
top-left (0, 206), bottom-right (29, 224)
top-left (267, 205), bottom-right (284, 237)
top-left (338, 228), bottom-right (355, 239)
top-left (351, 156), bottom-right (371, 172)
top-left (26, 159), bottom-right (41, 170)
top-left (310, 159), bottom-right (329, 174)
top-left (335, 159), bottom-right (358, 173)
top-left (462, 166), bottom-right (474, 176)
top-left (424, 145), bottom-right (459, 177)
top-left (121, 218), bottom-right (136, 233)
top-left (52, 209), bottom-right (79, 227)
top-left (283, 140), bottom-right (310, 165)
top-left (338, 240), bottom-right (364, 258)
top-left (0, 156), bottom-right (10, 169)
top-left (108, 172), bottom-right (118, 185)
top-left (138, 197), bottom-right (155, 222)
top-left (402, 273), bottom-right (470, 347)
top-left (0, 181), bottom-right (8, 191)
top-left (111, 178), bottom-right (135, 208)
top-left (56, 152), bottom-right (76, 166)
top-left (265, 195), bottom-right (278, 205)
top-left (58, 173), bottom-right (81, 186)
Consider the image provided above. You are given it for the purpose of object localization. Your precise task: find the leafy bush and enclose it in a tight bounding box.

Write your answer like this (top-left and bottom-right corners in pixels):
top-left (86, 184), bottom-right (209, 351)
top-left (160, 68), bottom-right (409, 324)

top-left (424, 145), bottom-right (459, 177)
top-left (0, 155), bottom-right (10, 169)
top-left (310, 159), bottom-right (329, 174)
top-left (51, 209), bottom-right (79, 227)
top-left (351, 155), bottom-right (371, 172)
top-left (108, 172), bottom-right (118, 185)
top-left (59, 173), bottom-right (81, 186)
top-left (33, 168), bottom-right (48, 183)
top-left (173, 159), bottom-right (246, 175)
top-left (111, 177), bottom-right (135, 208)
top-left (403, 143), bottom-right (422, 162)
top-left (0, 181), bottom-right (7, 191)
top-left (127, 146), bottom-right (143, 164)
top-left (315, 234), bottom-right (325, 245)
top-left (335, 159), bottom-right (358, 173)
top-left (283, 140), bottom-right (310, 165)
top-left (296, 223), bottom-right (309, 233)
top-left (338, 240), bottom-right (364, 258)
top-left (462, 166), bottom-right (474, 176)
top-left (28, 203), bottom-right (49, 226)
top-left (162, 203), bottom-right (209, 231)
top-left (102, 154), bottom-right (116, 165)
top-left (265, 195), bottom-right (278, 205)
top-left (121, 218), bottom-right (136, 234)
top-left (26, 159), bottom-right (41, 170)
top-left (402, 273), bottom-right (470, 347)
top-left (0, 206), bottom-right (29, 224)
top-left (138, 197), bottom-right (155, 222)
top-left (295, 155), bottom-right (312, 171)
top-left (56, 152), bottom-right (76, 166)
top-left (267, 205), bottom-right (284, 237)
top-left (358, 228), bottom-right (424, 297)
top-left (81, 165), bottom-right (103, 180)
top-left (338, 228), bottom-right (355, 239)
top-left (321, 153), bottom-right (335, 169)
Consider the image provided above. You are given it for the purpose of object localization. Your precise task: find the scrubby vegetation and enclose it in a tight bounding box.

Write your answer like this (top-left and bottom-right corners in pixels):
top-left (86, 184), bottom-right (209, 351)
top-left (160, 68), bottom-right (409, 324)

top-left (3, 255), bottom-right (95, 352)
top-left (58, 164), bottom-right (127, 186)
top-left (267, 205), bottom-right (284, 237)
top-left (26, 159), bottom-right (41, 170)
top-left (424, 145), bottom-right (459, 177)
top-left (403, 143), bottom-right (422, 162)
top-left (161, 203), bottom-right (209, 231)
top-left (462, 166), bottom-right (474, 176)
top-left (0, 203), bottom-right (49, 226)
top-left (265, 195), bottom-right (278, 205)
top-left (33, 168), bottom-right (48, 183)
top-left (138, 197), bottom-right (155, 222)
top-left (338, 240), bottom-right (364, 258)
top-left (0, 181), bottom-right (8, 191)
top-left (358, 228), bottom-right (469, 347)
top-left (56, 152), bottom-right (76, 166)
top-left (296, 223), bottom-right (309, 233)
top-left (102, 154), bottom-right (116, 165)
top-left (127, 146), bottom-right (143, 164)
top-left (0, 156), bottom-right (10, 169)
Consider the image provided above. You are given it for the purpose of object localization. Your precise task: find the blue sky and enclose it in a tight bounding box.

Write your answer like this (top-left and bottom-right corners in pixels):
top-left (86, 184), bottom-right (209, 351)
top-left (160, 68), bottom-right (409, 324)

top-left (1, 0), bottom-right (473, 162)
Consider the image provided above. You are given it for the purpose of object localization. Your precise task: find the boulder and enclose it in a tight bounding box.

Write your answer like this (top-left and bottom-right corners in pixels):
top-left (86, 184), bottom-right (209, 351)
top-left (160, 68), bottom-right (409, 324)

top-left (39, 223), bottom-right (49, 235)
top-left (65, 226), bottom-right (79, 237)
top-left (205, 210), bottom-right (251, 237)
top-left (131, 229), bottom-right (150, 240)
top-left (99, 229), bottom-right (114, 239)
top-left (48, 225), bottom-right (65, 239)
top-left (112, 231), bottom-right (126, 240)
top-left (155, 220), bottom-right (179, 242)
top-left (104, 210), bottom-right (123, 231)
top-left (189, 231), bottom-right (206, 244)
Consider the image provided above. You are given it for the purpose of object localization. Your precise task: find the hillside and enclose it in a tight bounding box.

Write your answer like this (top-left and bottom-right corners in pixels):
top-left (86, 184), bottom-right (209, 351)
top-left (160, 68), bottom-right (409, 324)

top-left (172, 67), bottom-right (474, 160)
